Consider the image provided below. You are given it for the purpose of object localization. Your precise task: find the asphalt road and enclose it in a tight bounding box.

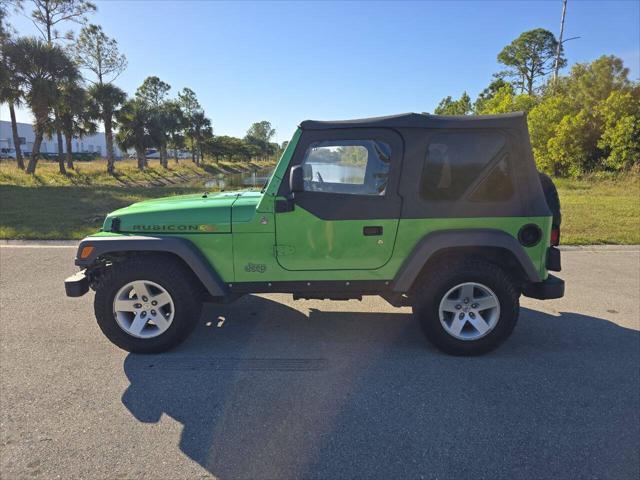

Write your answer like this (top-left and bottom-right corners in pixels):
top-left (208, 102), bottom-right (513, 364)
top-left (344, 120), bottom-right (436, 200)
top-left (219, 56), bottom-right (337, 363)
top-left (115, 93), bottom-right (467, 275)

top-left (1, 246), bottom-right (639, 480)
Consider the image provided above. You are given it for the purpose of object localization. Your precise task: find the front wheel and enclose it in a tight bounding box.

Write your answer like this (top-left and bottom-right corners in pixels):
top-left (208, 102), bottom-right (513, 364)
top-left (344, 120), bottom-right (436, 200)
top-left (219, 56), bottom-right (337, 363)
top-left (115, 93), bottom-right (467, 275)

top-left (412, 259), bottom-right (520, 356)
top-left (94, 256), bottom-right (202, 353)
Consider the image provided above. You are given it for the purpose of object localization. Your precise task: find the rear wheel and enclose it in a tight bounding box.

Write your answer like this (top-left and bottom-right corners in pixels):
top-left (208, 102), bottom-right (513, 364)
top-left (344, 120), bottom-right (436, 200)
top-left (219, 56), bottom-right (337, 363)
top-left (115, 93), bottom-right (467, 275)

top-left (94, 256), bottom-right (202, 353)
top-left (412, 258), bottom-right (519, 355)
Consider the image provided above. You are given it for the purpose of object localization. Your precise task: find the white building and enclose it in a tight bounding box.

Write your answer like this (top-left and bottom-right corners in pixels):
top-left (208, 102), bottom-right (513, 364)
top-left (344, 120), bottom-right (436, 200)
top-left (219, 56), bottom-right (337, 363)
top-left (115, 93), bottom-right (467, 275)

top-left (0, 120), bottom-right (123, 157)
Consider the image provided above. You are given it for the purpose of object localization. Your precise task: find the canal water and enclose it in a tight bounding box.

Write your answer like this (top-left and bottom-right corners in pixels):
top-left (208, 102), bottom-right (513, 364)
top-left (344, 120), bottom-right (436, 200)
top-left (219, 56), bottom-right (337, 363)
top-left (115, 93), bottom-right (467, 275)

top-left (204, 168), bottom-right (273, 190)
top-left (203, 163), bottom-right (365, 191)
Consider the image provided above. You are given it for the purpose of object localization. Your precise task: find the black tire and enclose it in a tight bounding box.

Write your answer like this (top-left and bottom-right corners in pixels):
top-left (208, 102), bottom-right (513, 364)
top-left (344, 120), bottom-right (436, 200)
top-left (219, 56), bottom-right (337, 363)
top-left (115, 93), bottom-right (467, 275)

top-left (94, 255), bottom-right (203, 353)
top-left (538, 172), bottom-right (561, 227)
top-left (412, 258), bottom-right (520, 356)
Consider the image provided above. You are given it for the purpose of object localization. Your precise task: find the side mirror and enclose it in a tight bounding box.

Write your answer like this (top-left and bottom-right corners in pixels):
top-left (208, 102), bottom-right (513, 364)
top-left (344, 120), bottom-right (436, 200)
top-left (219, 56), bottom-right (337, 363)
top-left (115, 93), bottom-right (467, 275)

top-left (290, 165), bottom-right (304, 193)
top-left (302, 163), bottom-right (313, 181)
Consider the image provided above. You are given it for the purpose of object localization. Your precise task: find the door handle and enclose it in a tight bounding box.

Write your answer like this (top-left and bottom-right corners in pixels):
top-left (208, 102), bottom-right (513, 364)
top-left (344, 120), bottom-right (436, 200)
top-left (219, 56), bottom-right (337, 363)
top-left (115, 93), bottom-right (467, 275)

top-left (363, 226), bottom-right (383, 236)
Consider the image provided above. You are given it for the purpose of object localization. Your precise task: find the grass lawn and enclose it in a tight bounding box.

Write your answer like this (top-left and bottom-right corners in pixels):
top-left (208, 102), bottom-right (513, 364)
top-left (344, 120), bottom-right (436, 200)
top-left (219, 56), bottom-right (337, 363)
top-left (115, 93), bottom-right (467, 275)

top-left (0, 185), bottom-right (203, 239)
top-left (0, 159), bottom-right (638, 244)
top-left (0, 158), bottom-right (272, 188)
top-left (0, 158), bottom-right (273, 239)
top-left (555, 176), bottom-right (639, 244)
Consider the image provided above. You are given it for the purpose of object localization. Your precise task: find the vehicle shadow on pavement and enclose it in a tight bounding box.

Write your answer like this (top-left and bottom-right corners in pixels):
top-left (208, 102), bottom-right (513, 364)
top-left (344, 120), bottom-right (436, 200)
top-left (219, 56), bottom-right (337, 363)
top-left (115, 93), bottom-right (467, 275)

top-left (121, 295), bottom-right (640, 480)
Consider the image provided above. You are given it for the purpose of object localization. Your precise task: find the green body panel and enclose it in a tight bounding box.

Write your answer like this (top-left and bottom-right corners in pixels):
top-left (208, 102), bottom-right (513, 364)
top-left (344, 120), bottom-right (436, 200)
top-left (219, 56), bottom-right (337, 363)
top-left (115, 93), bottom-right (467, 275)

top-left (183, 233), bottom-right (235, 282)
top-left (89, 127), bottom-right (551, 287)
top-left (232, 192), bottom-right (273, 233)
top-left (392, 217), bottom-right (551, 282)
top-left (103, 192), bottom-right (243, 234)
top-left (274, 204), bottom-right (399, 270)
top-left (84, 231), bottom-right (237, 282)
top-left (229, 213), bottom-right (550, 283)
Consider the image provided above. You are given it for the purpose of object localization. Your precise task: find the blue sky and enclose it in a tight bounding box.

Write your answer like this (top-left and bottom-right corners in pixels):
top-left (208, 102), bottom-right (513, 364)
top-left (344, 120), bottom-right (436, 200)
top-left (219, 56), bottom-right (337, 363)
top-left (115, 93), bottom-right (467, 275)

top-left (2, 0), bottom-right (639, 142)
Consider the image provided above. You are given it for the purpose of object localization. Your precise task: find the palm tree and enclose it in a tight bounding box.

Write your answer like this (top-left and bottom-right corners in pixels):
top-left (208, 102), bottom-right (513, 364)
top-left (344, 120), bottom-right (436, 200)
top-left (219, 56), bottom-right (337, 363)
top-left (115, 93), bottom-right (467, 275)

top-left (147, 107), bottom-right (169, 168)
top-left (164, 100), bottom-right (185, 163)
top-left (58, 80), bottom-right (96, 170)
top-left (146, 100), bottom-right (185, 169)
top-left (116, 98), bottom-right (150, 170)
top-left (29, 0), bottom-right (97, 166)
top-left (188, 111), bottom-right (212, 166)
top-left (0, 29), bottom-right (25, 169)
top-left (8, 37), bottom-right (79, 174)
top-left (87, 83), bottom-right (126, 174)
top-left (135, 76), bottom-right (171, 167)
top-left (75, 24), bottom-right (127, 174)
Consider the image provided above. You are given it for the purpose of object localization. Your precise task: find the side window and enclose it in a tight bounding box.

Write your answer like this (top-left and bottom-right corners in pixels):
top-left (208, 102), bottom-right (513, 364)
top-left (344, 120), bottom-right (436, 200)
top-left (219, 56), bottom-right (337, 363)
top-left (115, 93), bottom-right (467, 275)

top-left (301, 140), bottom-right (391, 196)
top-left (420, 131), bottom-right (512, 202)
top-left (468, 156), bottom-right (514, 202)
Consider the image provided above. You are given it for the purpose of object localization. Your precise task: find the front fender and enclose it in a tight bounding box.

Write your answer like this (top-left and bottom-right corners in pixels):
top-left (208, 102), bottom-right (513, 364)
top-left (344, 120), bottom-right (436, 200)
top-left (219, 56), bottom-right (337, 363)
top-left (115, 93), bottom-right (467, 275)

top-left (74, 235), bottom-right (228, 297)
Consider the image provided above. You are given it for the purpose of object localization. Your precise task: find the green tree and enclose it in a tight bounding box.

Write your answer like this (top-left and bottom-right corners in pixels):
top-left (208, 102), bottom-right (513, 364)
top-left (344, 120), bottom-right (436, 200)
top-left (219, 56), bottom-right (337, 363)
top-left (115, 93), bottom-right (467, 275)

top-left (116, 98), bottom-right (150, 170)
top-left (135, 75), bottom-right (170, 107)
top-left (58, 79), bottom-right (95, 170)
top-left (473, 79), bottom-right (511, 113)
top-left (205, 135), bottom-right (228, 162)
top-left (597, 88), bottom-right (640, 171)
top-left (205, 135), bottom-right (248, 162)
top-left (0, 11), bottom-right (25, 169)
top-left (546, 110), bottom-right (601, 177)
top-left (555, 55), bottom-right (631, 110)
top-left (136, 76), bottom-right (171, 167)
top-left (163, 100), bottom-right (185, 163)
top-left (74, 24), bottom-right (126, 84)
top-left (74, 24), bottom-right (127, 174)
top-left (474, 84), bottom-right (537, 115)
top-left (531, 55), bottom-right (636, 176)
top-left (189, 110), bottom-right (212, 165)
top-left (527, 95), bottom-right (573, 172)
top-left (245, 120), bottom-right (276, 161)
top-left (434, 92), bottom-right (472, 115)
top-left (497, 28), bottom-right (565, 95)
top-left (178, 87), bottom-right (204, 164)
top-left (29, 0), bottom-right (95, 43)
top-left (8, 37), bottom-right (79, 174)
top-left (86, 83), bottom-right (126, 173)
top-left (29, 0), bottom-right (96, 165)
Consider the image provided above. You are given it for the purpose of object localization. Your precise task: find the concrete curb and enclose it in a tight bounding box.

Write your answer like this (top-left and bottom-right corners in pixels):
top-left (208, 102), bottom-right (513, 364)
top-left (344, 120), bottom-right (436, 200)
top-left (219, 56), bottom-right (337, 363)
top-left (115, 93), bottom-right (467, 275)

top-left (0, 240), bottom-right (78, 246)
top-left (559, 245), bottom-right (640, 252)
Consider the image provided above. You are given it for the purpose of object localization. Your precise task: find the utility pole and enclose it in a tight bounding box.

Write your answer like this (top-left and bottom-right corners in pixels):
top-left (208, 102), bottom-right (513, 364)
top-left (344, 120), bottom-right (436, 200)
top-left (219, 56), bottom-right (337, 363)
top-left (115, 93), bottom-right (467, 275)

top-left (553, 0), bottom-right (568, 82)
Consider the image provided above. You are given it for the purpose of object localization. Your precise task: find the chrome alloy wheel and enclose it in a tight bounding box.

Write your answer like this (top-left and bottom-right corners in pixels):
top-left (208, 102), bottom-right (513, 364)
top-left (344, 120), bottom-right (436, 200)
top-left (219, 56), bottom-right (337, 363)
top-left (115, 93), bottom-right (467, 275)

top-left (113, 280), bottom-right (175, 339)
top-left (438, 282), bottom-right (500, 341)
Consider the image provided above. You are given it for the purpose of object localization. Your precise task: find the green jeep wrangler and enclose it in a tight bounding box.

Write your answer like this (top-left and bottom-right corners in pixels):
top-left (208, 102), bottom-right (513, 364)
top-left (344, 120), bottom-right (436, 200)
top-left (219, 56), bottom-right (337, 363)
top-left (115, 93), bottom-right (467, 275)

top-left (65, 112), bottom-right (564, 356)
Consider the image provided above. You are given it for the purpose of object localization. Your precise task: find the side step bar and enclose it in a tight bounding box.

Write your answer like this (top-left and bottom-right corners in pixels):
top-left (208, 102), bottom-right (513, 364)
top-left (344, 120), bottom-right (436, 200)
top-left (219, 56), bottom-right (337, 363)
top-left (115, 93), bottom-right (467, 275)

top-left (293, 294), bottom-right (362, 301)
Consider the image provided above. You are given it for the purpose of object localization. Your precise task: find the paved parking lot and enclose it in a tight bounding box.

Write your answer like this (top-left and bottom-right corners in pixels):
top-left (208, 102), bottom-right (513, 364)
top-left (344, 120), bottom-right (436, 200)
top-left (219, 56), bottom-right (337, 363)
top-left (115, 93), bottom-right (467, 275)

top-left (1, 246), bottom-right (639, 479)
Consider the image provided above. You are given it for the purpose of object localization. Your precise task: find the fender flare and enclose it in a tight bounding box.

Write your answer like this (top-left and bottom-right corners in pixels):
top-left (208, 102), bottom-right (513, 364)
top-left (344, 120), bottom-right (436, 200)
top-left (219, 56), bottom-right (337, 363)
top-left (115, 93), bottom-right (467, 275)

top-left (74, 235), bottom-right (228, 297)
top-left (391, 228), bottom-right (541, 292)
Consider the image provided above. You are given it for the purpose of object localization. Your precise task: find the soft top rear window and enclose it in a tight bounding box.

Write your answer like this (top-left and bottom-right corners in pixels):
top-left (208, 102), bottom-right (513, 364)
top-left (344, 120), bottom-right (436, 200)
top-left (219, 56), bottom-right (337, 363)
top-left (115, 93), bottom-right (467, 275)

top-left (420, 131), bottom-right (512, 202)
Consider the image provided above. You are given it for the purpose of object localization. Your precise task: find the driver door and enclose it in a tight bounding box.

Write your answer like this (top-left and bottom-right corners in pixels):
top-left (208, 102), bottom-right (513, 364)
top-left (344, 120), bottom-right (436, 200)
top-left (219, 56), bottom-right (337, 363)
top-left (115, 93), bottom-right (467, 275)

top-left (274, 128), bottom-right (403, 271)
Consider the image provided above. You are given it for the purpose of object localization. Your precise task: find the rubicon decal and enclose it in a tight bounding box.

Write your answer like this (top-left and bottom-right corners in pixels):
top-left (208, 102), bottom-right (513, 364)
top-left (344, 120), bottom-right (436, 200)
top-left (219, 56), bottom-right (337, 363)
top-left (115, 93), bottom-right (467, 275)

top-left (132, 224), bottom-right (217, 232)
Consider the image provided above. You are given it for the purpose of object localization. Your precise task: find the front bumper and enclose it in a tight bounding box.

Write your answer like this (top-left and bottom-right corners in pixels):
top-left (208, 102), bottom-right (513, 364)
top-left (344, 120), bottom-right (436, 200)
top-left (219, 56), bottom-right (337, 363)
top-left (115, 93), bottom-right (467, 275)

top-left (65, 270), bottom-right (89, 297)
top-left (523, 274), bottom-right (565, 300)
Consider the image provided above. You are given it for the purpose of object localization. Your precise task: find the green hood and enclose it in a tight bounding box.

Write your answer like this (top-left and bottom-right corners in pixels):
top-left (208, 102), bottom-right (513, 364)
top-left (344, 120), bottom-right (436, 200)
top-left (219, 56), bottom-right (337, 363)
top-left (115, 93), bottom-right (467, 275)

top-left (103, 190), bottom-right (262, 234)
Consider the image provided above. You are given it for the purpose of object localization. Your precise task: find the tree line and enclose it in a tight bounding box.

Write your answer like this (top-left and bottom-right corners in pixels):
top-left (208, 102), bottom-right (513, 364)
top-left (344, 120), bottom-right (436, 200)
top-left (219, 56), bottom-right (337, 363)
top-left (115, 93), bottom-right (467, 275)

top-left (0, 0), bottom-right (281, 175)
top-left (2, 4), bottom-right (638, 178)
top-left (433, 28), bottom-right (639, 177)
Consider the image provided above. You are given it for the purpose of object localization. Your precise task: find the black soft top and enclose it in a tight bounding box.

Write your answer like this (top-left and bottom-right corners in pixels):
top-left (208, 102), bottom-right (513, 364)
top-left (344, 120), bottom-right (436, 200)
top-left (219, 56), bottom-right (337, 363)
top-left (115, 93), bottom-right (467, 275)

top-left (300, 112), bottom-right (526, 130)
top-left (297, 111), bottom-right (551, 219)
